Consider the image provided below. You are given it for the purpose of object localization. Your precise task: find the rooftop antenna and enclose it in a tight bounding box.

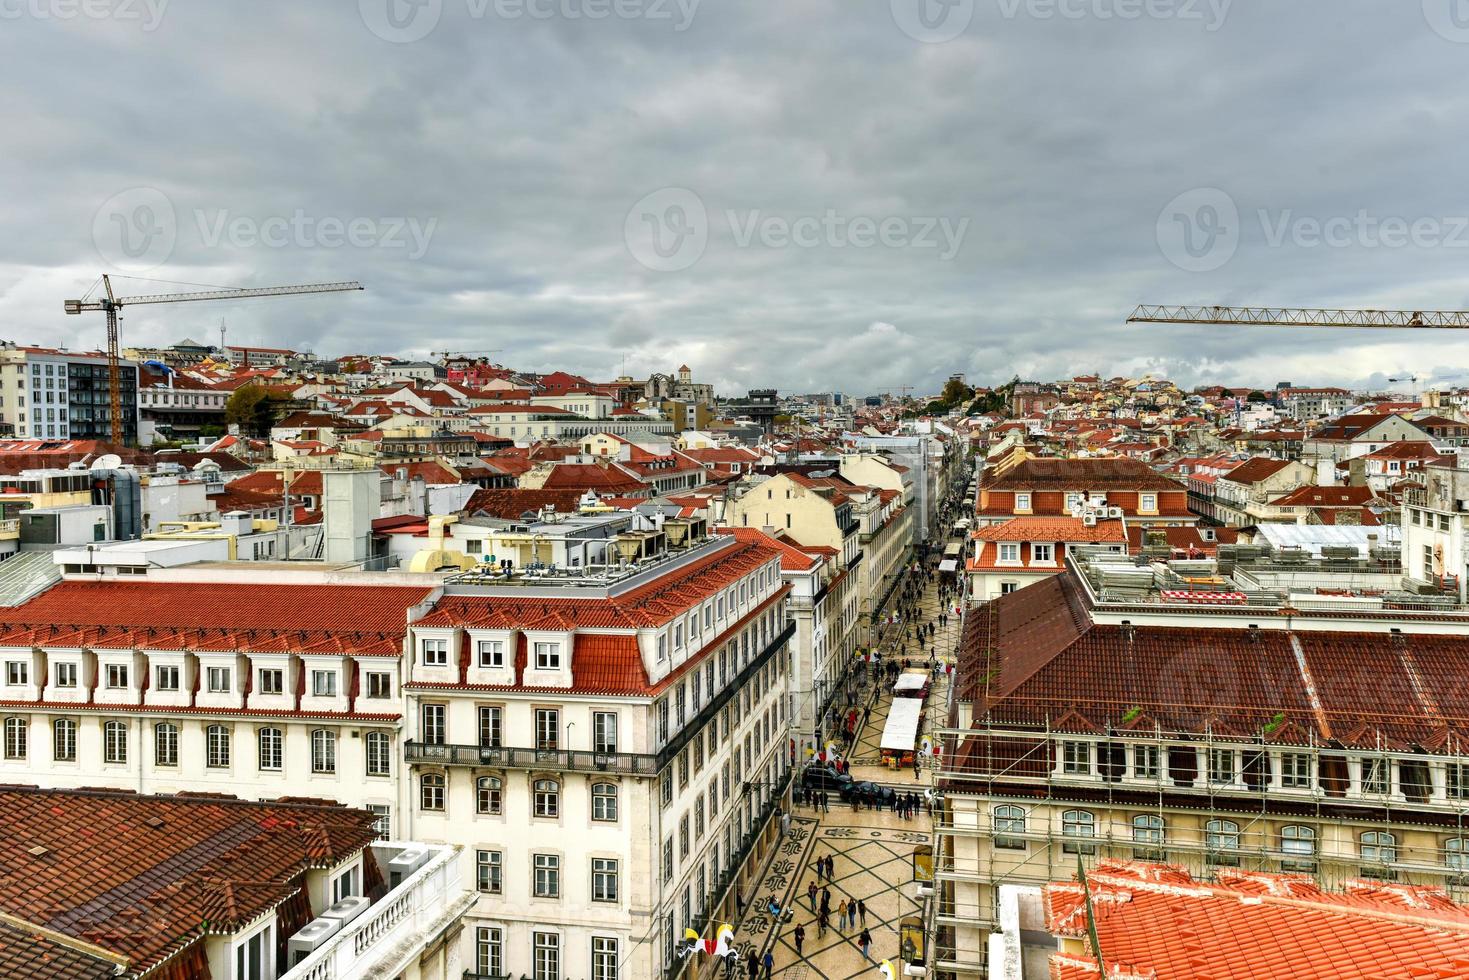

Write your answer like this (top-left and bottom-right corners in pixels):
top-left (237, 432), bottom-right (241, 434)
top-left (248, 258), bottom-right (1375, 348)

top-left (219, 317), bottom-right (226, 353)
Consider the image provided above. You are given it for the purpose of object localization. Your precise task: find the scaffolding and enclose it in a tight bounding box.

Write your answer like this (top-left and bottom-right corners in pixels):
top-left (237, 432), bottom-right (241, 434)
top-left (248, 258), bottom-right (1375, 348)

top-left (924, 716), bottom-right (1469, 978)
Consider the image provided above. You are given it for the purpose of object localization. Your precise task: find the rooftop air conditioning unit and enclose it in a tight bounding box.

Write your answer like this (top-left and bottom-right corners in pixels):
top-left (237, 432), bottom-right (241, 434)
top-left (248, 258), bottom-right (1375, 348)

top-left (320, 895), bottom-right (371, 929)
top-left (386, 844), bottom-right (429, 888)
top-left (287, 918), bottom-right (341, 965)
top-left (1082, 514), bottom-right (1097, 527)
top-left (1108, 507), bottom-right (1124, 518)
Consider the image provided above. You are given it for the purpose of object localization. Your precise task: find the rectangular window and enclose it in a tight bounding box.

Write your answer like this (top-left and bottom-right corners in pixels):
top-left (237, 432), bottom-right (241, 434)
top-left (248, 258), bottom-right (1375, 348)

top-left (1280, 753), bottom-right (1312, 789)
top-left (1061, 741), bottom-right (1091, 775)
top-left (1032, 543), bottom-right (1053, 563)
top-left (54, 662), bottom-right (77, 688)
top-left (592, 937), bottom-right (619, 980)
top-left (311, 670), bottom-right (337, 697)
top-left (533, 932), bottom-right (560, 980)
top-left (593, 711), bottom-right (618, 753)
top-left (154, 724), bottom-right (178, 767)
top-left (1133, 745), bottom-right (1160, 779)
top-left (5, 662), bottom-right (26, 686)
top-left (534, 641), bottom-right (561, 669)
top-left (477, 849), bottom-right (503, 894)
top-left (1361, 757), bottom-right (1389, 795)
top-left (1015, 492), bottom-right (1032, 511)
top-left (105, 664), bottom-right (128, 689)
top-left (998, 543), bottom-right (1020, 563)
top-left (421, 703), bottom-right (446, 745)
top-left (259, 668), bottom-right (284, 695)
top-left (477, 639), bottom-right (504, 668)
top-left (365, 671), bottom-right (391, 699)
top-left (1208, 748), bottom-right (1234, 785)
top-left (421, 637), bottom-right (448, 666)
top-left (533, 854), bottom-right (561, 898)
top-left (479, 706), bottom-right (503, 748)
top-left (475, 927), bottom-right (503, 977)
top-left (1449, 764), bottom-right (1469, 800)
top-left (1141, 493), bottom-right (1158, 512)
top-left (367, 804), bottom-right (391, 840)
top-left (206, 666), bottom-right (231, 693)
top-left (592, 857), bottom-right (619, 902)
top-left (154, 665), bottom-right (179, 692)
top-left (533, 708), bottom-right (560, 751)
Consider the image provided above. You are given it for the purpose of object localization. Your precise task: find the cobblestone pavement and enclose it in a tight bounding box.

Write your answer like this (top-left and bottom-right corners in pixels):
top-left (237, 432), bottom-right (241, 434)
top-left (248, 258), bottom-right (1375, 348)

top-left (728, 543), bottom-right (965, 978)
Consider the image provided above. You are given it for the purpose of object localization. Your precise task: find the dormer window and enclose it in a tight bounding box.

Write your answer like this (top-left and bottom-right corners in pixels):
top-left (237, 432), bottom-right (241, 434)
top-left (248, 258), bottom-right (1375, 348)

top-left (312, 670), bottom-right (337, 697)
top-left (206, 666), bottom-right (231, 693)
top-left (1141, 493), bottom-right (1158, 512)
top-left (106, 664), bottom-right (129, 689)
top-left (1032, 543), bottom-right (1054, 563)
top-left (477, 639), bottom-right (505, 668)
top-left (534, 642), bottom-right (561, 670)
top-left (998, 543), bottom-right (1020, 563)
top-left (421, 638), bottom-right (449, 666)
top-left (5, 662), bottom-right (26, 686)
top-left (1015, 493), bottom-right (1032, 511)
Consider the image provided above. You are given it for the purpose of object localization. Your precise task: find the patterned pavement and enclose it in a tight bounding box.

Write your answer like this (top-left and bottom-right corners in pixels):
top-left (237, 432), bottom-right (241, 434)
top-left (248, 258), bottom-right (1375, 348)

top-left (727, 547), bottom-right (963, 978)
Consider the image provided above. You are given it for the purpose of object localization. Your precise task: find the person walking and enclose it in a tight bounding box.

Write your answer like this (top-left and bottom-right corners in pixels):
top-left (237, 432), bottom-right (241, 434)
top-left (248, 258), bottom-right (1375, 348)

top-left (857, 898), bottom-right (867, 927)
top-left (762, 949), bottom-right (774, 979)
top-left (818, 907), bottom-right (828, 938)
top-left (838, 898), bottom-right (848, 932)
top-left (794, 923), bottom-right (806, 958)
top-left (821, 886), bottom-right (831, 915)
top-left (746, 951), bottom-right (759, 979)
top-left (807, 880), bottom-right (818, 911)
top-left (859, 927), bottom-right (873, 960)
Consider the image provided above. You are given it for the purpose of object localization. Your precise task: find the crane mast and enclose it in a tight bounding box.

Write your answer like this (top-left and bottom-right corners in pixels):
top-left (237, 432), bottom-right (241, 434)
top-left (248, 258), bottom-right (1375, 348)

top-left (1127, 304), bottom-right (1469, 329)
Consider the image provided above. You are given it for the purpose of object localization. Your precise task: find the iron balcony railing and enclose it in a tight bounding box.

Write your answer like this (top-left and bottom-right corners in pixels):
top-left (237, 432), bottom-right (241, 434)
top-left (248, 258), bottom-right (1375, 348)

top-left (405, 741), bottom-right (659, 775)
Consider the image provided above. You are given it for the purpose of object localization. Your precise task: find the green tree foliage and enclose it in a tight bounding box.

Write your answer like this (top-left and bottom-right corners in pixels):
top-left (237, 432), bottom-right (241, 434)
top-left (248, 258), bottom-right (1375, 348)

top-left (224, 385), bottom-right (284, 437)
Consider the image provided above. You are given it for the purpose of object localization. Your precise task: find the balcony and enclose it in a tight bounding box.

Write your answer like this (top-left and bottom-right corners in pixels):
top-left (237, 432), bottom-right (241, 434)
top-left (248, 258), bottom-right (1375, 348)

top-left (282, 841), bottom-right (475, 980)
top-left (406, 741), bottom-right (659, 775)
top-left (0, 520), bottom-right (17, 541)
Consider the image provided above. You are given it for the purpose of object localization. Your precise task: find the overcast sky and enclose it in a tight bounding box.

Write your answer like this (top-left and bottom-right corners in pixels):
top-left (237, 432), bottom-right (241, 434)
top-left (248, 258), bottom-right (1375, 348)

top-left (6, 0), bottom-right (1469, 396)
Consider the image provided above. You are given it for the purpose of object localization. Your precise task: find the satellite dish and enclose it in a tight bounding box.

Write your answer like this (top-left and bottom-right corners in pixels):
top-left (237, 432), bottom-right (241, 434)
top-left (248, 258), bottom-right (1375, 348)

top-left (91, 453), bottom-right (123, 471)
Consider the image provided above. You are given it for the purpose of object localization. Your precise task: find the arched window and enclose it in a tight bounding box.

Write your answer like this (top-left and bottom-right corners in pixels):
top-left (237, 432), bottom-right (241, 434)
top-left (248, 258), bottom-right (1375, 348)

top-left (3, 717), bottom-right (26, 761)
top-left (311, 729), bottom-right (337, 774)
top-left (205, 725), bottom-right (230, 768)
top-left (591, 782), bottom-right (618, 822)
top-left (365, 732), bottom-right (391, 776)
top-left (993, 805), bottom-right (1026, 850)
top-left (53, 719), bottom-right (76, 762)
top-left (420, 772), bottom-right (446, 811)
top-left (103, 721), bottom-right (128, 764)
top-left (154, 722), bottom-right (178, 767)
top-left (1061, 810), bottom-right (1096, 855)
top-left (1131, 814), bottom-right (1165, 860)
top-left (477, 776), bottom-right (503, 815)
top-left (258, 727), bottom-right (283, 771)
top-left (1206, 818), bottom-right (1240, 865)
top-left (533, 778), bottom-right (560, 818)
top-left (1361, 831), bottom-right (1397, 864)
top-left (1281, 825), bottom-right (1316, 871)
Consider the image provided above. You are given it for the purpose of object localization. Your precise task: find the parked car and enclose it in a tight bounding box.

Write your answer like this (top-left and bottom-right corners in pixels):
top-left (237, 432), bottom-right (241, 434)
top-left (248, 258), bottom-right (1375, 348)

top-left (841, 780), bottom-right (896, 806)
top-left (802, 763), bottom-right (853, 793)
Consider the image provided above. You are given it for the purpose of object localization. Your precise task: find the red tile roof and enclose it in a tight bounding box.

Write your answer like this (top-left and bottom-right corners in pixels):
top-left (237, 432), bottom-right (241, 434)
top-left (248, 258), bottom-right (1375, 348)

top-left (972, 517), bottom-right (1127, 544)
top-left (0, 787), bottom-right (378, 977)
top-left (1, 581), bottom-right (432, 656)
top-left (981, 457), bottom-right (1186, 492)
top-left (1045, 861), bottom-right (1469, 980)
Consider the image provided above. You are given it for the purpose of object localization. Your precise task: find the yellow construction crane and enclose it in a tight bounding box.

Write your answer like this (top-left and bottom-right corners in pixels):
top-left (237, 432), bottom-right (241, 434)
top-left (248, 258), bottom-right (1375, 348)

top-left (64, 276), bottom-right (364, 445)
top-left (1128, 304), bottom-right (1469, 329)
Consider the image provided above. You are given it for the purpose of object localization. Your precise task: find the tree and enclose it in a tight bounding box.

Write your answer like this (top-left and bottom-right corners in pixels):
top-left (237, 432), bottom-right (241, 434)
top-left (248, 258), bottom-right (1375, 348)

top-left (940, 378), bottom-right (973, 406)
top-left (225, 386), bottom-right (280, 437)
top-left (1246, 390), bottom-right (1267, 403)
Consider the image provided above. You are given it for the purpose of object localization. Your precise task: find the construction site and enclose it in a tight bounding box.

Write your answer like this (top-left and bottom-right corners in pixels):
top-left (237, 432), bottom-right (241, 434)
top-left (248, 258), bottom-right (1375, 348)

top-left (926, 545), bottom-right (1469, 978)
